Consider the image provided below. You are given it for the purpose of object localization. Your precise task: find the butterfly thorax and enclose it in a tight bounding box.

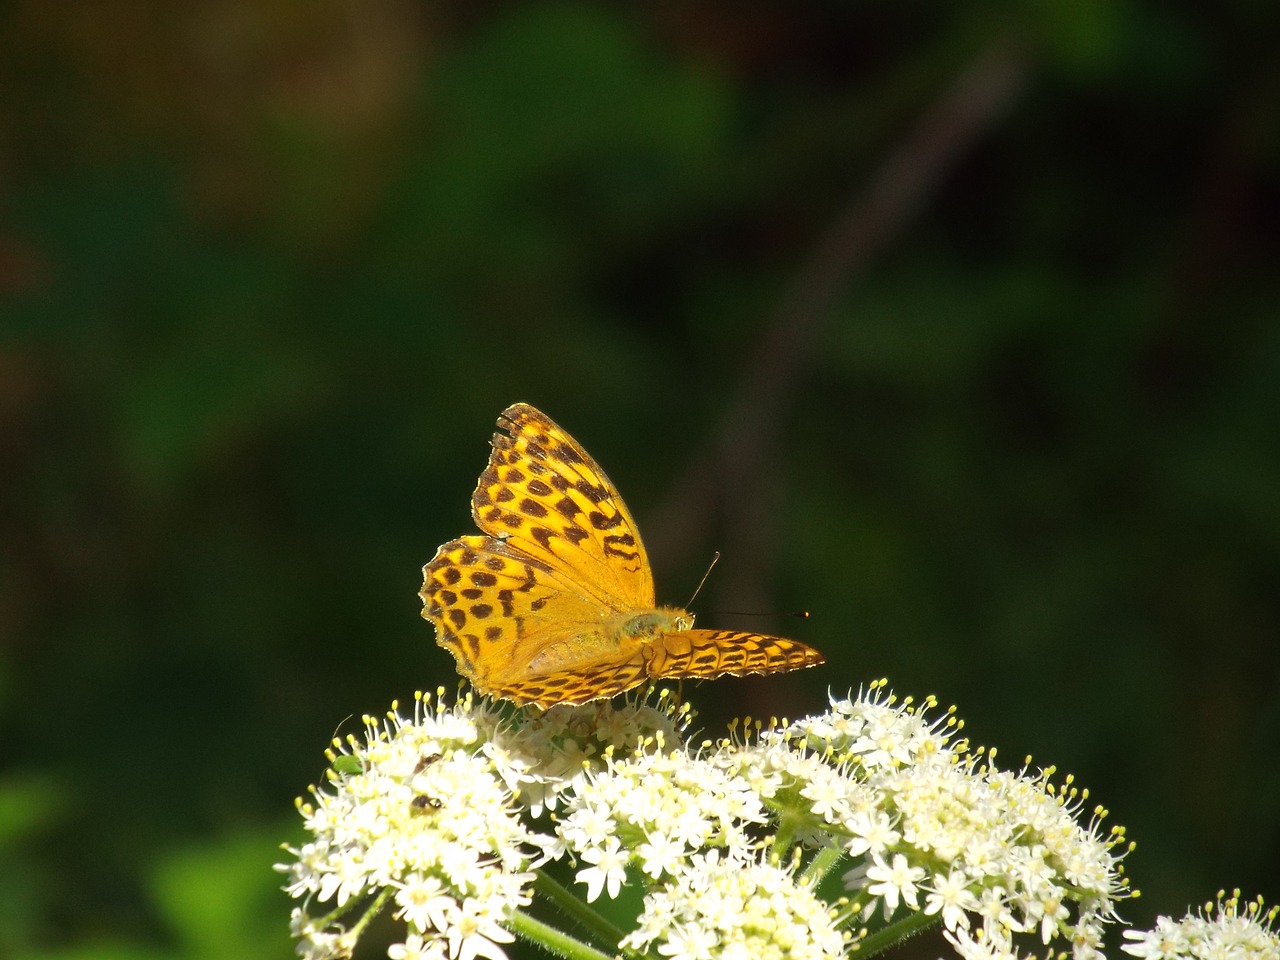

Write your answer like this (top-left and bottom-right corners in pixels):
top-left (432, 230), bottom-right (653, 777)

top-left (614, 607), bottom-right (693, 643)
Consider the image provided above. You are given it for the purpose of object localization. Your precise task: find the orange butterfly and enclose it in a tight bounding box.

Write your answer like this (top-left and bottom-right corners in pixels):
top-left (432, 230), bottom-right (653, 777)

top-left (420, 403), bottom-right (823, 709)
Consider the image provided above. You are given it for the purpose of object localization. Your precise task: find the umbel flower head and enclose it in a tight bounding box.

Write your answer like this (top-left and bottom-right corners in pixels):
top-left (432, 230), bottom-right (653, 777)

top-left (279, 682), bottom-right (1144, 960)
top-left (1121, 890), bottom-right (1279, 960)
top-left (280, 692), bottom-right (541, 960)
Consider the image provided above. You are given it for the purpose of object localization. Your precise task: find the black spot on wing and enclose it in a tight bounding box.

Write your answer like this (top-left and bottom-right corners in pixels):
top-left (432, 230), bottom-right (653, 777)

top-left (576, 479), bottom-right (607, 503)
top-left (519, 497), bottom-right (548, 518)
top-left (589, 510), bottom-right (621, 530)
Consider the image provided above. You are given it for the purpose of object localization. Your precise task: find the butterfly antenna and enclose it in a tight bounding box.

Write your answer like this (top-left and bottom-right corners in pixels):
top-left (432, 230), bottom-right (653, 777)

top-left (703, 609), bottom-right (811, 620)
top-left (685, 552), bottom-right (720, 608)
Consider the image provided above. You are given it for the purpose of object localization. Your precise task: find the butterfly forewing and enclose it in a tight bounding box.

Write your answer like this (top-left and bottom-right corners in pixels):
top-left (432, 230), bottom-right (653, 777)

top-left (471, 403), bottom-right (654, 613)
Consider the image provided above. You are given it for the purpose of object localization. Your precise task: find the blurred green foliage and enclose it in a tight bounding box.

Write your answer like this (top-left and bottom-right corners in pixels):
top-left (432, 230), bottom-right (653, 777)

top-left (1, 2), bottom-right (1277, 958)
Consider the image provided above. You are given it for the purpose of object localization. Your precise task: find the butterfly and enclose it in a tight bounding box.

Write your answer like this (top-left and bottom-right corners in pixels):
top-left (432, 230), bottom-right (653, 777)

top-left (419, 403), bottom-right (824, 709)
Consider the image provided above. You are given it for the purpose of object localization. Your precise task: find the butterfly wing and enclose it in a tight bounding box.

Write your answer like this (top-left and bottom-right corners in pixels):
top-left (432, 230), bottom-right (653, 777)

top-left (422, 404), bottom-right (661, 707)
top-left (469, 403), bottom-right (655, 612)
top-left (473, 631), bottom-right (658, 709)
top-left (422, 535), bottom-right (657, 708)
top-left (648, 628), bottom-right (825, 680)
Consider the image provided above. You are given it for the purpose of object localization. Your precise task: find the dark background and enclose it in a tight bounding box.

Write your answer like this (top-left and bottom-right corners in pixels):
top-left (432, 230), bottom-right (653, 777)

top-left (2, 3), bottom-right (1277, 959)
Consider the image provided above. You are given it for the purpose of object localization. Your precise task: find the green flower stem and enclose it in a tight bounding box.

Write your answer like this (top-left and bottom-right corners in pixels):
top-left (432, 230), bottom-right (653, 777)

top-left (349, 887), bottom-right (393, 938)
top-left (533, 868), bottom-right (629, 948)
top-left (800, 844), bottom-right (843, 887)
top-left (773, 806), bottom-right (807, 856)
top-left (854, 909), bottom-right (941, 959)
top-left (507, 908), bottom-right (617, 960)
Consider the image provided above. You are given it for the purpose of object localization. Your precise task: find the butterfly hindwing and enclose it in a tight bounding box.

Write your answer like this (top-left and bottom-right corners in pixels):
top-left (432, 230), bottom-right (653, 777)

top-left (482, 655), bottom-right (654, 710)
top-left (478, 627), bottom-right (826, 709)
top-left (650, 629), bottom-right (826, 680)
top-left (422, 535), bottom-right (608, 688)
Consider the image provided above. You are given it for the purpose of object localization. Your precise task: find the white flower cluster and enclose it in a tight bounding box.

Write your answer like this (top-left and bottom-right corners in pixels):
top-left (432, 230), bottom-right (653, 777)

top-left (713, 684), bottom-right (1132, 960)
top-left (559, 749), bottom-right (769, 894)
top-left (1121, 891), bottom-right (1279, 960)
top-left (280, 683), bottom-right (1139, 960)
top-left (478, 689), bottom-right (689, 817)
top-left (279, 692), bottom-right (541, 960)
top-left (619, 852), bottom-right (847, 960)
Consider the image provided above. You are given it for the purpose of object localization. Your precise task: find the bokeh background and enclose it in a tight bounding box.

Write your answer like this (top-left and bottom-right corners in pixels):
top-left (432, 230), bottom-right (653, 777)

top-left (3, 2), bottom-right (1278, 958)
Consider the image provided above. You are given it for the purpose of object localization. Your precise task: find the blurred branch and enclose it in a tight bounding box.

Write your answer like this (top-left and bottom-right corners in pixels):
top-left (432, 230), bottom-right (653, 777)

top-left (648, 37), bottom-right (1032, 613)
